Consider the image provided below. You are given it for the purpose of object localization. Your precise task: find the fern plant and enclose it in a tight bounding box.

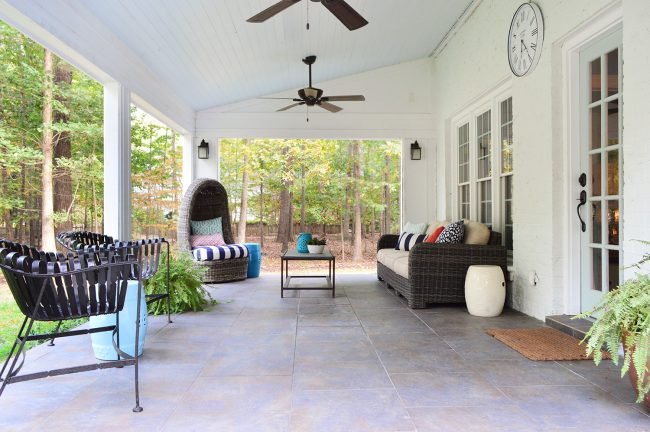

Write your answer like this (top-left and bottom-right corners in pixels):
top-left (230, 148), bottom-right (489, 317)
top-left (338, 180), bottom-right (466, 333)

top-left (575, 243), bottom-right (650, 403)
top-left (144, 250), bottom-right (215, 315)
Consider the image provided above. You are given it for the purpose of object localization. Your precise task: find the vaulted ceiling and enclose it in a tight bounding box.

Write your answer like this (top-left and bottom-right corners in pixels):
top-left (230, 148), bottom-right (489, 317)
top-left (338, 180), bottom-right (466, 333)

top-left (78, 0), bottom-right (472, 111)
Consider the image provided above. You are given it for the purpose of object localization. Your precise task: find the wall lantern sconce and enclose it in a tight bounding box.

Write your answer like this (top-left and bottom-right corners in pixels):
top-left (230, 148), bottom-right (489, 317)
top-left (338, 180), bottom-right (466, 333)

top-left (410, 141), bottom-right (422, 161)
top-left (198, 139), bottom-right (210, 160)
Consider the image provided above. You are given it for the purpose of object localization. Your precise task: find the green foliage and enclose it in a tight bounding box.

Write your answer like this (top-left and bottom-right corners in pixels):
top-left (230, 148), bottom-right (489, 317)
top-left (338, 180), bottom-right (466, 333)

top-left (144, 251), bottom-right (215, 315)
top-left (219, 138), bottom-right (401, 233)
top-left (0, 302), bottom-right (86, 361)
top-left (308, 237), bottom-right (326, 246)
top-left (575, 245), bottom-right (650, 403)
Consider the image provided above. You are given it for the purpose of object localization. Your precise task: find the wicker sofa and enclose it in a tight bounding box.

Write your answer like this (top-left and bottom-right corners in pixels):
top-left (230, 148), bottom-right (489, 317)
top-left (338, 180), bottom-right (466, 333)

top-left (377, 228), bottom-right (507, 309)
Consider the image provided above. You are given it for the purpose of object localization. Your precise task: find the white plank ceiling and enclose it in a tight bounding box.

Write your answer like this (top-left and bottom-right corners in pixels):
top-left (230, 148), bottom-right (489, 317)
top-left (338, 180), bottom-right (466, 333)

top-left (81, 0), bottom-right (472, 111)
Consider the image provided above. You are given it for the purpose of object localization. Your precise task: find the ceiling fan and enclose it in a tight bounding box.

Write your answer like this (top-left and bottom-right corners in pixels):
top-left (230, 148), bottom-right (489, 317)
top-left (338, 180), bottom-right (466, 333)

top-left (247, 0), bottom-right (368, 31)
top-left (270, 55), bottom-right (365, 114)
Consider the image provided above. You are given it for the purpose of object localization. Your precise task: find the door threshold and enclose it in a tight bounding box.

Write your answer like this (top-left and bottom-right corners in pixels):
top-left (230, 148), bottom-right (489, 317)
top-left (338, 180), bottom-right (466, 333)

top-left (545, 315), bottom-right (593, 340)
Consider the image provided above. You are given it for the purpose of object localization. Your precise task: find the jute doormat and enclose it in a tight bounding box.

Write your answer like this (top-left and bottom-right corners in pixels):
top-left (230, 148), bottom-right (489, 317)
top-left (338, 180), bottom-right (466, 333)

top-left (486, 327), bottom-right (612, 361)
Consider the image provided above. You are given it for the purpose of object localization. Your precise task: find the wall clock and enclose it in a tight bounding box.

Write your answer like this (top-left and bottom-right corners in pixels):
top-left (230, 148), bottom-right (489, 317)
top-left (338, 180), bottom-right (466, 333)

top-left (508, 2), bottom-right (544, 77)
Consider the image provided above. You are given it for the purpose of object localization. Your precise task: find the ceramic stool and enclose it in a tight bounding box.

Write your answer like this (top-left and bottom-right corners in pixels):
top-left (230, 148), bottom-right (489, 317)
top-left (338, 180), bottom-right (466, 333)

top-left (464, 265), bottom-right (506, 317)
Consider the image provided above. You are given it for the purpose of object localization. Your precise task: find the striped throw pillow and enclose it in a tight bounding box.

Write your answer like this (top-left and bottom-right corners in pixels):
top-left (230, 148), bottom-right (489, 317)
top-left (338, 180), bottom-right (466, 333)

top-left (395, 232), bottom-right (427, 251)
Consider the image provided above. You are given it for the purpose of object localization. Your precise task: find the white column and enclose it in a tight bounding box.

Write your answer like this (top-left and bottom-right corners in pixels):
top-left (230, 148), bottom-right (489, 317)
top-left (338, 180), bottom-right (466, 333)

top-left (103, 82), bottom-right (131, 240)
top-left (181, 133), bottom-right (195, 193)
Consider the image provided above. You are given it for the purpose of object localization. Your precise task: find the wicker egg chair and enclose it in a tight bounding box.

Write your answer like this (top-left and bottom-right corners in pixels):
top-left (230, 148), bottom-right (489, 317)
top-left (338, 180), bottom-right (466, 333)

top-left (178, 178), bottom-right (248, 283)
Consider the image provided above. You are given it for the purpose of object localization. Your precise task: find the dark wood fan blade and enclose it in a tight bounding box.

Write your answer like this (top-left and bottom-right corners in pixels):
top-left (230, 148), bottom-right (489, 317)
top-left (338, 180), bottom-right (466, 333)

top-left (258, 97), bottom-right (297, 100)
top-left (277, 102), bottom-right (304, 112)
top-left (247, 0), bottom-right (302, 23)
top-left (321, 0), bottom-right (368, 31)
top-left (321, 95), bottom-right (365, 102)
top-left (318, 101), bottom-right (343, 113)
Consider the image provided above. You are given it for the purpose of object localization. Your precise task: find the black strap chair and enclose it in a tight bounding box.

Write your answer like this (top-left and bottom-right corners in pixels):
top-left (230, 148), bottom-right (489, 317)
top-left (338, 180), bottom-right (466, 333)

top-left (56, 232), bottom-right (172, 324)
top-left (0, 239), bottom-right (145, 412)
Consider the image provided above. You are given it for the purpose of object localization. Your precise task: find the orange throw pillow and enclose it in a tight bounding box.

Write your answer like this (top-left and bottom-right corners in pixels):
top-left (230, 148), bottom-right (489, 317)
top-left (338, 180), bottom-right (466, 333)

top-left (425, 226), bottom-right (445, 243)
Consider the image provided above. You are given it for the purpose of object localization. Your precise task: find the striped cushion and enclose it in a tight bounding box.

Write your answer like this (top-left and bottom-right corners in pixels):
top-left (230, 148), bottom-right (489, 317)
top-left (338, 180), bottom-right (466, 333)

top-left (192, 244), bottom-right (249, 261)
top-left (395, 232), bottom-right (427, 251)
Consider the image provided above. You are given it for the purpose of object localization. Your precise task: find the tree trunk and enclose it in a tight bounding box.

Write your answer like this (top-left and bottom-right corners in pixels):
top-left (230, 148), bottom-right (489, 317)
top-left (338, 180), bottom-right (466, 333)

top-left (299, 165), bottom-right (306, 233)
top-left (343, 142), bottom-right (352, 240)
top-left (238, 142), bottom-right (249, 243)
top-left (352, 140), bottom-right (363, 262)
top-left (41, 49), bottom-right (56, 251)
top-left (259, 182), bottom-right (264, 249)
top-left (53, 59), bottom-right (73, 231)
top-left (383, 152), bottom-right (392, 234)
top-left (276, 145), bottom-right (293, 251)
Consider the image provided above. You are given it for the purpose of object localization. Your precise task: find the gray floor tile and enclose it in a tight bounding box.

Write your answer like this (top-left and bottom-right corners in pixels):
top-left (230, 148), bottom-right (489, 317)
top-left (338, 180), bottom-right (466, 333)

top-left (391, 371), bottom-right (508, 407)
top-left (290, 388), bottom-right (415, 432)
top-left (408, 405), bottom-right (538, 432)
top-left (295, 339), bottom-right (378, 364)
top-left (298, 304), bottom-right (361, 327)
top-left (293, 360), bottom-right (392, 390)
top-left (471, 359), bottom-right (589, 387)
top-left (500, 385), bottom-right (650, 429)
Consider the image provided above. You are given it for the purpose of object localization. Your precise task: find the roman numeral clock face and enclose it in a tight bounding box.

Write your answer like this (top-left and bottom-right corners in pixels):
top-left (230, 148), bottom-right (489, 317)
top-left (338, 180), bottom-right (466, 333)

top-left (508, 3), bottom-right (544, 77)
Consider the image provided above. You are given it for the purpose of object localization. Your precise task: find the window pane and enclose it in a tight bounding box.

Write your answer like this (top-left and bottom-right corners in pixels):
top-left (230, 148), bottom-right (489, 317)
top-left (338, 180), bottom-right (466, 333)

top-left (590, 57), bottom-right (601, 102)
top-left (607, 200), bottom-right (619, 245)
top-left (477, 110), bottom-right (491, 179)
top-left (479, 179), bottom-right (492, 225)
top-left (500, 97), bottom-right (513, 174)
top-left (607, 49), bottom-right (618, 97)
top-left (608, 249), bottom-right (619, 291)
top-left (607, 150), bottom-right (619, 196)
top-left (590, 106), bottom-right (601, 150)
top-left (607, 100), bottom-right (619, 146)
top-left (592, 248), bottom-right (603, 291)
top-left (591, 201), bottom-right (602, 244)
top-left (591, 153), bottom-right (601, 197)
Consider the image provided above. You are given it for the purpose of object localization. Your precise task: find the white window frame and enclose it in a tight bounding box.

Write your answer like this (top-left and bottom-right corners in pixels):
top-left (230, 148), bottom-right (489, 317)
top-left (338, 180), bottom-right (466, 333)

top-left (450, 82), bottom-right (512, 247)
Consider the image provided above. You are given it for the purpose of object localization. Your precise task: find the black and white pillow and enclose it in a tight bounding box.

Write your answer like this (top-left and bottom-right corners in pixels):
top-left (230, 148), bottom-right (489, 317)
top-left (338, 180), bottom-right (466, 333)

top-left (395, 232), bottom-right (427, 251)
top-left (435, 220), bottom-right (465, 244)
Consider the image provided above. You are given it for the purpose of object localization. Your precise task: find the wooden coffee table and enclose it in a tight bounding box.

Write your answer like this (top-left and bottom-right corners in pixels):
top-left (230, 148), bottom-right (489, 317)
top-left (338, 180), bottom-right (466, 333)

top-left (280, 249), bottom-right (335, 298)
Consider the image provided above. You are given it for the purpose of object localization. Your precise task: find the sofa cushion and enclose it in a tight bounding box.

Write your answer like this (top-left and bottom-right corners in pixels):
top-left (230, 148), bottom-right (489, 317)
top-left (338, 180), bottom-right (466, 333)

top-left (190, 233), bottom-right (226, 249)
top-left (425, 220), bottom-right (449, 236)
top-left (192, 244), bottom-right (248, 261)
top-left (392, 256), bottom-right (409, 279)
top-left (377, 248), bottom-right (409, 269)
top-left (463, 219), bottom-right (491, 245)
top-left (396, 232), bottom-right (426, 251)
top-left (436, 220), bottom-right (465, 244)
top-left (190, 217), bottom-right (223, 235)
top-left (403, 221), bottom-right (428, 235)
top-left (425, 226), bottom-right (445, 243)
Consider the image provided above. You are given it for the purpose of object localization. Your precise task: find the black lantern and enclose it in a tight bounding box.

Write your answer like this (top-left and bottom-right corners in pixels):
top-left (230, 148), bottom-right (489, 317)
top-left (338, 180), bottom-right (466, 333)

top-left (198, 139), bottom-right (210, 159)
top-left (410, 141), bottom-right (422, 160)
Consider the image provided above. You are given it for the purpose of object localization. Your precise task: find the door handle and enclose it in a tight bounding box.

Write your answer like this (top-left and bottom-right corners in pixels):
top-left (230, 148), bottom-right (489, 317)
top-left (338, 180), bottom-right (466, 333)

top-left (577, 190), bottom-right (587, 232)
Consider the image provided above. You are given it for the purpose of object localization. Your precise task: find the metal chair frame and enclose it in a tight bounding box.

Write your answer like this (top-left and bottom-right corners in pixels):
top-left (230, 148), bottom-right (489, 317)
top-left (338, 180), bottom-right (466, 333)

top-left (56, 231), bottom-right (172, 324)
top-left (0, 240), bottom-right (145, 412)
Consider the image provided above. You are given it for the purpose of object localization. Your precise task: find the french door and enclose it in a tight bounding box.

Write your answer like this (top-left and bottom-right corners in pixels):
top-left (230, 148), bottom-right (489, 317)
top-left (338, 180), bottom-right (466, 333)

top-left (579, 30), bottom-right (622, 312)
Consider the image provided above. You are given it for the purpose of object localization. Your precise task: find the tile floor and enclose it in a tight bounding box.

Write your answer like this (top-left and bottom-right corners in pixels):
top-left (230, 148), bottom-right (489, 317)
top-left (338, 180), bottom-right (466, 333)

top-left (0, 273), bottom-right (648, 431)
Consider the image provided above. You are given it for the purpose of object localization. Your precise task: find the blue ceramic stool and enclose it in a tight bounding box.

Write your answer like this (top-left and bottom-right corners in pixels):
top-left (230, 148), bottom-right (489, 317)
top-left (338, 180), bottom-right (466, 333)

top-left (244, 243), bottom-right (262, 278)
top-left (89, 280), bottom-right (148, 360)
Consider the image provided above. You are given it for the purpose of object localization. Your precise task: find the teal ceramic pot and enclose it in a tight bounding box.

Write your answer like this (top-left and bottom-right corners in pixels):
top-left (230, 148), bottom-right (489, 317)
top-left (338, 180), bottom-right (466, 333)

top-left (297, 232), bottom-right (312, 253)
top-left (244, 243), bottom-right (262, 278)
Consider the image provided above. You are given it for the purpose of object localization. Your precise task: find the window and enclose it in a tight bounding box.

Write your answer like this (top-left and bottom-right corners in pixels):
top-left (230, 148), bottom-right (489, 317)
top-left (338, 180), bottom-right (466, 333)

top-left (500, 97), bottom-right (513, 252)
top-left (458, 123), bottom-right (470, 219)
top-left (476, 110), bottom-right (492, 225)
top-left (454, 93), bottom-right (513, 253)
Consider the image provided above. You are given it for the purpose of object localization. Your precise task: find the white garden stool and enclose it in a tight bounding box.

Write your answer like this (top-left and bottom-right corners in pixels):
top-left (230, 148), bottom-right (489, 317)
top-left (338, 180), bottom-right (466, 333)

top-left (464, 265), bottom-right (506, 317)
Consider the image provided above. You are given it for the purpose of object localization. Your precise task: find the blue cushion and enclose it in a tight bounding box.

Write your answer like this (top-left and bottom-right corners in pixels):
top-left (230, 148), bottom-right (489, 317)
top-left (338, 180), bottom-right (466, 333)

top-left (190, 217), bottom-right (222, 235)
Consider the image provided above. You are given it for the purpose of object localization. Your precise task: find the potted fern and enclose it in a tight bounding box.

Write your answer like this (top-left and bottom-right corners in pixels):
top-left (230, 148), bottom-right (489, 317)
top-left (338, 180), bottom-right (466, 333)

top-left (575, 242), bottom-right (650, 410)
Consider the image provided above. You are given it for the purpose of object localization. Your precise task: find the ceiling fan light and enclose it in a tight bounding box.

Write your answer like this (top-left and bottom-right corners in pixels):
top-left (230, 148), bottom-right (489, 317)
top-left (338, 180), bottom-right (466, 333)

top-left (304, 87), bottom-right (319, 99)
